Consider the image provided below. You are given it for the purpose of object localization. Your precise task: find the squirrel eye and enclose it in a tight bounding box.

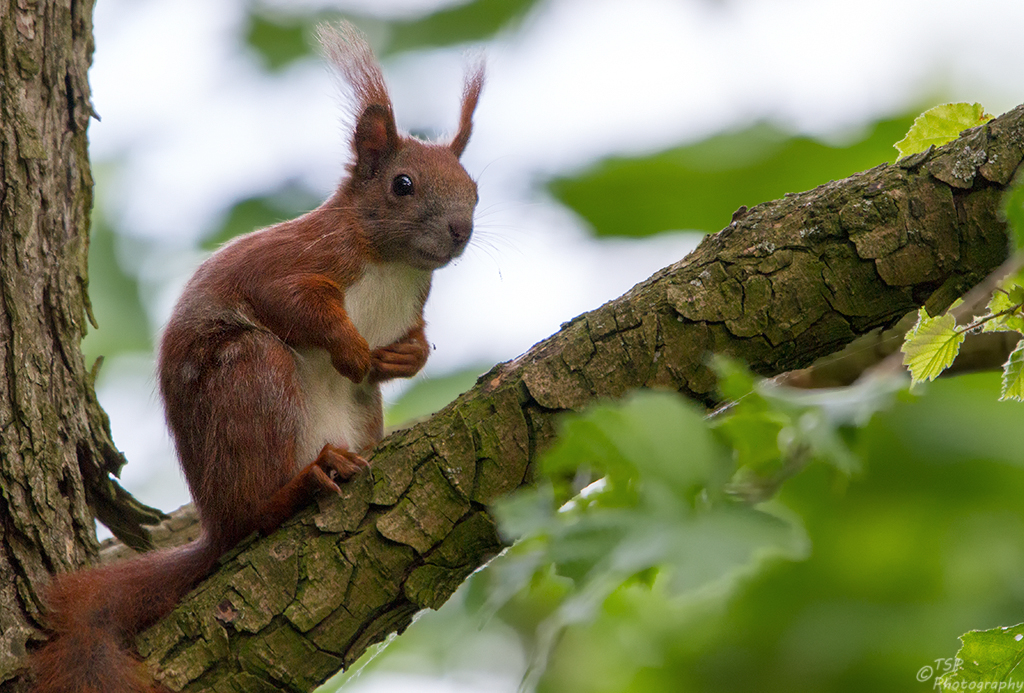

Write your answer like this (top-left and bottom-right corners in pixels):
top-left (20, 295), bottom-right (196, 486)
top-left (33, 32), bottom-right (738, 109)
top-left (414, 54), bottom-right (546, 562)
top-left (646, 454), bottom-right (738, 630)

top-left (391, 174), bottom-right (414, 196)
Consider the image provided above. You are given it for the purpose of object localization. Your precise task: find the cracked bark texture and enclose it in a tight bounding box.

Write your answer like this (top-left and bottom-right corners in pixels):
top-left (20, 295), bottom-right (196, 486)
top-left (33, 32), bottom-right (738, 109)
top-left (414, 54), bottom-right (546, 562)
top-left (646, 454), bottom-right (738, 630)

top-left (0, 0), bottom-right (166, 688)
top-left (0, 0), bottom-right (96, 687)
top-left (133, 108), bottom-right (1023, 691)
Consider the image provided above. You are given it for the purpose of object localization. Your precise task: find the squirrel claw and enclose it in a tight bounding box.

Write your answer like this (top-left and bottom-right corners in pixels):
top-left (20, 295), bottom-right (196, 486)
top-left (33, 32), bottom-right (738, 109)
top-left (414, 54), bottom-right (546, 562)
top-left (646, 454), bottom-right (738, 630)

top-left (313, 444), bottom-right (369, 493)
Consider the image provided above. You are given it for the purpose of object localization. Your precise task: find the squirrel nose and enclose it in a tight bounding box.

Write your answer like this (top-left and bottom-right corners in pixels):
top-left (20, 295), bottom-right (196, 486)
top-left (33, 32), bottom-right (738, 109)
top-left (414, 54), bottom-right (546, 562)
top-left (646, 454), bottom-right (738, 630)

top-left (448, 219), bottom-right (472, 247)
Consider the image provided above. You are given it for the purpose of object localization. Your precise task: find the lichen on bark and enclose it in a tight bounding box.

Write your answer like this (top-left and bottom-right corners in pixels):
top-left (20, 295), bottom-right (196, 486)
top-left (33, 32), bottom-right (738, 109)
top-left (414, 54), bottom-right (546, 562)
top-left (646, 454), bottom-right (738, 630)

top-left (135, 106), bottom-right (1023, 692)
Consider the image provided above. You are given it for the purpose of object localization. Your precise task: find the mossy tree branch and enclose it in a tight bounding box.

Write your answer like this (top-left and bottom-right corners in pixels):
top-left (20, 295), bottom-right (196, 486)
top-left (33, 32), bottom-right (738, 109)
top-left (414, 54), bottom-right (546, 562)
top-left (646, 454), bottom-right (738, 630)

top-left (137, 107), bottom-right (1023, 691)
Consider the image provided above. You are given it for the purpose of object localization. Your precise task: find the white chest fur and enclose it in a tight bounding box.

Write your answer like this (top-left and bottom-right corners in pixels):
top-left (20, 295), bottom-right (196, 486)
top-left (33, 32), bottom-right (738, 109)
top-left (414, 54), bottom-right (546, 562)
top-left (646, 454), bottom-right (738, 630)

top-left (344, 262), bottom-right (430, 350)
top-left (291, 262), bottom-right (430, 465)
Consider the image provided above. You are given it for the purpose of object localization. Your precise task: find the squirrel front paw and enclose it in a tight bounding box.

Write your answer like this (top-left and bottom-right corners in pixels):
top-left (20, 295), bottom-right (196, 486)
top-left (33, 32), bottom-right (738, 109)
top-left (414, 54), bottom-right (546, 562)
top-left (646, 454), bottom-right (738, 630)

top-left (311, 444), bottom-right (369, 494)
top-left (331, 339), bottom-right (372, 383)
top-left (370, 336), bottom-right (429, 381)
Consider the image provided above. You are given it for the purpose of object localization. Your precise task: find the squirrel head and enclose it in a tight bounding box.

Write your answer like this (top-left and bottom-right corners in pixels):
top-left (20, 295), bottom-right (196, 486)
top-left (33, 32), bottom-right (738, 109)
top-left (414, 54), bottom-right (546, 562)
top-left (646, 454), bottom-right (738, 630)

top-left (319, 23), bottom-right (483, 271)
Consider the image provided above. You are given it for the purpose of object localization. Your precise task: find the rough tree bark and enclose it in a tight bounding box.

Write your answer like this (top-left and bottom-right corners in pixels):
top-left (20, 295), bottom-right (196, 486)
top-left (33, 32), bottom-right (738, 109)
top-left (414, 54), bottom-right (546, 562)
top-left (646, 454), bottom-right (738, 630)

top-left (132, 108), bottom-right (1021, 691)
top-left (1, 2), bottom-right (1021, 691)
top-left (0, 0), bottom-right (167, 688)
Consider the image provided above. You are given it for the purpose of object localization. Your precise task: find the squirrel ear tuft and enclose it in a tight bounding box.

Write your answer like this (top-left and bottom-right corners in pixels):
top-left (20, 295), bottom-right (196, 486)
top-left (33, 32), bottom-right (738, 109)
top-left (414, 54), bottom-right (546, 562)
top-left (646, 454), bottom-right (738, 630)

top-left (353, 104), bottom-right (399, 180)
top-left (318, 21), bottom-right (399, 179)
top-left (449, 60), bottom-right (485, 158)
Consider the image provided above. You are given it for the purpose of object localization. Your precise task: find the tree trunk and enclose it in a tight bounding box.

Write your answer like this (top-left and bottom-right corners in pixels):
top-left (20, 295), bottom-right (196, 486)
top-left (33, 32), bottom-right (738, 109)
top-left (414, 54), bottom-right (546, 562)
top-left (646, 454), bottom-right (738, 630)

top-left (0, 0), bottom-right (163, 688)
top-left (136, 108), bottom-right (1021, 691)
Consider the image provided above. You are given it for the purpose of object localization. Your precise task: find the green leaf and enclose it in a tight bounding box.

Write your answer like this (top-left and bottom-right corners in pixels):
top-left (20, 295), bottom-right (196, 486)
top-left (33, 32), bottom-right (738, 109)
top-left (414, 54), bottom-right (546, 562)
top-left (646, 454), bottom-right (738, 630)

top-left (202, 186), bottom-right (320, 249)
top-left (901, 307), bottom-right (965, 382)
top-left (245, 12), bottom-right (314, 71)
top-left (492, 486), bottom-right (556, 541)
top-left (487, 564), bottom-right (573, 641)
top-left (241, 0), bottom-right (541, 73)
top-left (549, 116), bottom-right (915, 237)
top-left (383, 366), bottom-right (487, 428)
top-left (384, 0), bottom-right (539, 55)
top-left (983, 275), bottom-right (1024, 333)
top-left (1000, 342), bottom-right (1024, 402)
top-left (541, 391), bottom-right (726, 499)
top-left (1003, 181), bottom-right (1024, 251)
top-left (714, 412), bottom-right (785, 472)
top-left (508, 392), bottom-right (803, 595)
top-left (655, 505), bottom-right (806, 596)
top-left (894, 102), bottom-right (993, 159)
top-left (711, 356), bottom-right (904, 495)
top-left (711, 353), bottom-right (759, 403)
top-left (938, 623), bottom-right (1024, 690)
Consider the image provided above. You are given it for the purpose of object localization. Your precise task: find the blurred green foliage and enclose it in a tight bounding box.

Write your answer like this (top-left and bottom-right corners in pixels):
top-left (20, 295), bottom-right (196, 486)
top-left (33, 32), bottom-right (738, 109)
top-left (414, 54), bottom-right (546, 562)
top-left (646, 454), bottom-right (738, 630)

top-left (201, 184), bottom-right (321, 249)
top-left (243, 0), bottom-right (541, 70)
top-left (383, 366), bottom-right (489, 428)
top-left (332, 372), bottom-right (1024, 693)
top-left (383, 0), bottom-right (538, 55)
top-left (549, 116), bottom-right (915, 237)
top-left (245, 12), bottom-right (313, 71)
top-left (81, 210), bottom-right (151, 365)
top-left (1004, 180), bottom-right (1024, 251)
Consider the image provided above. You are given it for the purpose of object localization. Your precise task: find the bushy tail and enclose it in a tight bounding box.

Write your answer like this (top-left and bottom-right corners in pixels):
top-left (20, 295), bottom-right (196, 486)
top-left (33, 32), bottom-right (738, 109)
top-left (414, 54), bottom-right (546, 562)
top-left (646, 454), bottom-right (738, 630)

top-left (30, 535), bottom-right (223, 693)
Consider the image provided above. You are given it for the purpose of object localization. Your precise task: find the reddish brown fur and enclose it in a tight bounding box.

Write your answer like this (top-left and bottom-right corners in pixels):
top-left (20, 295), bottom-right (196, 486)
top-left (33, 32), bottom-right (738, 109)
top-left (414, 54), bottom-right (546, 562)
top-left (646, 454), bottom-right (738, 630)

top-left (316, 22), bottom-right (393, 130)
top-left (450, 61), bottom-right (485, 158)
top-left (30, 22), bottom-right (482, 693)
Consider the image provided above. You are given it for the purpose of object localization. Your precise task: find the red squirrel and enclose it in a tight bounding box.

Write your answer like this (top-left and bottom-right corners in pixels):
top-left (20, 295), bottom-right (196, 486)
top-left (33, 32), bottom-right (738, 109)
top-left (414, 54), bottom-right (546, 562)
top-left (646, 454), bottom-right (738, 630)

top-left (30, 23), bottom-right (482, 693)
